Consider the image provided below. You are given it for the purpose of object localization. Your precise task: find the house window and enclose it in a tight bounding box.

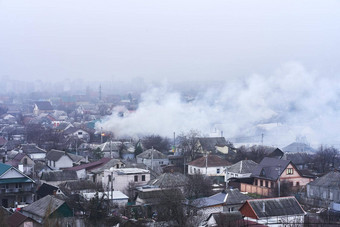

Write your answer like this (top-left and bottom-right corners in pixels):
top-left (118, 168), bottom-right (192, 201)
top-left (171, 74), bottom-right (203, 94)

top-left (260, 180), bottom-right (263, 186)
top-left (194, 168), bottom-right (196, 174)
top-left (53, 161), bottom-right (56, 167)
top-left (78, 131), bottom-right (83, 135)
top-left (228, 207), bottom-right (234, 212)
top-left (286, 168), bottom-right (294, 175)
top-left (255, 180), bottom-right (258, 186)
top-left (116, 164), bottom-right (119, 168)
top-left (142, 175), bottom-right (146, 181)
top-left (134, 175), bottom-right (138, 182)
top-left (23, 158), bottom-right (27, 165)
top-left (198, 169), bottom-right (200, 174)
top-left (159, 161), bottom-right (163, 165)
top-left (296, 182), bottom-right (300, 186)
top-left (323, 191), bottom-right (327, 199)
top-left (16, 183), bottom-right (22, 188)
top-left (217, 168), bottom-right (220, 174)
top-left (265, 181), bottom-right (268, 187)
top-left (271, 182), bottom-right (274, 188)
top-left (235, 174), bottom-right (238, 177)
top-left (108, 175), bottom-right (112, 182)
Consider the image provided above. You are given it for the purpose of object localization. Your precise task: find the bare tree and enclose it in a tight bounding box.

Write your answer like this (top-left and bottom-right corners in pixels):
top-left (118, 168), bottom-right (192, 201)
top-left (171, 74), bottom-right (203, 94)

top-left (313, 146), bottom-right (339, 173)
top-left (178, 130), bottom-right (201, 162)
top-left (142, 135), bottom-right (171, 153)
top-left (185, 173), bottom-right (213, 199)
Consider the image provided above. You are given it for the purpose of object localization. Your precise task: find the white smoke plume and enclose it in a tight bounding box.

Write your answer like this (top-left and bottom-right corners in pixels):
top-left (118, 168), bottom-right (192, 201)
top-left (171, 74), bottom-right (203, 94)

top-left (97, 62), bottom-right (340, 148)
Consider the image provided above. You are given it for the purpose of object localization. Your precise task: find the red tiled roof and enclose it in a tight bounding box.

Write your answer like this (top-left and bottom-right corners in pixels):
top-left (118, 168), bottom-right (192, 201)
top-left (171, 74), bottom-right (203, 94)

top-left (188, 154), bottom-right (231, 167)
top-left (65, 157), bottom-right (111, 171)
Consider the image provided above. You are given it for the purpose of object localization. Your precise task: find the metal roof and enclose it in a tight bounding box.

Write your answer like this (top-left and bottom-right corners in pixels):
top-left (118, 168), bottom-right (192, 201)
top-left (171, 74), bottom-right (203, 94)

top-left (0, 163), bottom-right (11, 176)
top-left (242, 196), bottom-right (305, 218)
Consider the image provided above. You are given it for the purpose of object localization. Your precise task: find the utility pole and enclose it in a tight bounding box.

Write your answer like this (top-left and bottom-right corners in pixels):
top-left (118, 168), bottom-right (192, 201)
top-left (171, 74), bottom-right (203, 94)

top-left (151, 147), bottom-right (154, 170)
top-left (173, 132), bottom-right (176, 153)
top-left (205, 152), bottom-right (208, 175)
top-left (276, 165), bottom-right (281, 197)
top-left (261, 133), bottom-right (264, 145)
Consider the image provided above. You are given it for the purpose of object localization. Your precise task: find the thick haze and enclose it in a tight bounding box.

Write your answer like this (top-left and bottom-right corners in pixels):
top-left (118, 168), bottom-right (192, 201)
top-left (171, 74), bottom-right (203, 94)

top-left (99, 62), bottom-right (340, 148)
top-left (1, 0), bottom-right (340, 82)
top-left (1, 1), bottom-right (340, 147)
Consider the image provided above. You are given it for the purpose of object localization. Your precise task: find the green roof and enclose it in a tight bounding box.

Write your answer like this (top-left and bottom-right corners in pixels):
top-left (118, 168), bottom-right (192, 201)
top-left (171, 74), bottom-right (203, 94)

top-left (0, 163), bottom-right (11, 176)
top-left (0, 177), bottom-right (33, 184)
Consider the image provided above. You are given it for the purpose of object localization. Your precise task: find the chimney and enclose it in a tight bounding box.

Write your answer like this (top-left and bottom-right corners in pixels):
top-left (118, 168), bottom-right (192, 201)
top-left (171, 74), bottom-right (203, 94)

top-left (262, 202), bottom-right (265, 212)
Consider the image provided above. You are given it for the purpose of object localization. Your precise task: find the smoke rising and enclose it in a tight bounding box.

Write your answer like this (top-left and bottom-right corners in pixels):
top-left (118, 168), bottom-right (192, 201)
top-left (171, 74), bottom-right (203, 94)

top-left (97, 62), bottom-right (340, 148)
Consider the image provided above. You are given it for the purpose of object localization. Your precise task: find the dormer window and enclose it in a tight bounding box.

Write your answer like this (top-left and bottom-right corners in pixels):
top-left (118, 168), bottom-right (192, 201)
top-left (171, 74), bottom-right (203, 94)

top-left (260, 168), bottom-right (266, 176)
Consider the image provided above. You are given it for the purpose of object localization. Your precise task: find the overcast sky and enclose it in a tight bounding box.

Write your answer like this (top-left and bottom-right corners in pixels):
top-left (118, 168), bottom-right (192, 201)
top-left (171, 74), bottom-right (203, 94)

top-left (1, 0), bottom-right (339, 83)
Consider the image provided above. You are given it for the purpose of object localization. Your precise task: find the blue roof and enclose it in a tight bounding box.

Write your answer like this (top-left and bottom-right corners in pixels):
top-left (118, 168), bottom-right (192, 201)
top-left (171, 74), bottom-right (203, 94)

top-left (0, 163), bottom-right (11, 176)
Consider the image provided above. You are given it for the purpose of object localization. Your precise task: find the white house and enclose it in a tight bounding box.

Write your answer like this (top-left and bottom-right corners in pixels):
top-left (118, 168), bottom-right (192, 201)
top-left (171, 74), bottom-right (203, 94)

top-left (188, 154), bottom-right (231, 177)
top-left (136, 149), bottom-right (169, 170)
top-left (45, 150), bottom-right (74, 170)
top-left (103, 168), bottom-right (150, 192)
top-left (63, 127), bottom-right (90, 142)
top-left (90, 159), bottom-right (125, 185)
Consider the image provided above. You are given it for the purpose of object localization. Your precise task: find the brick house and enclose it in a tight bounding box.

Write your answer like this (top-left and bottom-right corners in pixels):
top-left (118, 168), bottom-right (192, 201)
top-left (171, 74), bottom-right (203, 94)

top-left (240, 157), bottom-right (313, 197)
top-left (239, 196), bottom-right (305, 226)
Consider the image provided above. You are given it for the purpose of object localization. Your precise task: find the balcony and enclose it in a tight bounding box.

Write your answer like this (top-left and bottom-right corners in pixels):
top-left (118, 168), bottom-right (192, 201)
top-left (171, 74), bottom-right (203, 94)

top-left (1, 187), bottom-right (34, 194)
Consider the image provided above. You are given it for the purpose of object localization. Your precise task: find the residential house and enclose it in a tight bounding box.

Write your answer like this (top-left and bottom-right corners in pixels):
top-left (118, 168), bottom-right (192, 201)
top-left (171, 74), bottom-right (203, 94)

top-left (36, 183), bottom-right (63, 199)
top-left (90, 159), bottom-right (125, 185)
top-left (189, 189), bottom-right (251, 219)
top-left (33, 101), bottom-right (54, 116)
top-left (188, 154), bottom-right (231, 178)
top-left (98, 141), bottom-right (122, 158)
top-left (67, 152), bottom-right (87, 165)
top-left (196, 137), bottom-right (236, 157)
top-left (7, 211), bottom-right (40, 227)
top-left (65, 157), bottom-right (111, 179)
top-left (40, 170), bottom-right (78, 186)
top-left (239, 197), bottom-right (305, 226)
top-left (6, 153), bottom-right (34, 175)
top-left (45, 149), bottom-right (74, 170)
top-left (103, 168), bottom-right (150, 192)
top-left (240, 157), bottom-right (313, 197)
top-left (0, 163), bottom-right (35, 208)
top-left (63, 127), bottom-right (90, 143)
top-left (306, 171), bottom-right (340, 208)
top-left (225, 160), bottom-right (258, 183)
top-left (59, 180), bottom-right (100, 195)
top-left (206, 212), bottom-right (264, 227)
top-left (147, 172), bottom-right (188, 190)
top-left (135, 187), bottom-right (184, 217)
top-left (136, 148), bottom-right (169, 170)
top-left (21, 195), bottom-right (73, 225)
top-left (18, 144), bottom-right (47, 160)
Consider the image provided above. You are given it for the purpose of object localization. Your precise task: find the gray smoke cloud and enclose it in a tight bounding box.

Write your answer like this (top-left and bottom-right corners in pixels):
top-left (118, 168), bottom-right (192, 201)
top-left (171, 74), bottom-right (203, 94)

top-left (97, 62), bottom-right (340, 148)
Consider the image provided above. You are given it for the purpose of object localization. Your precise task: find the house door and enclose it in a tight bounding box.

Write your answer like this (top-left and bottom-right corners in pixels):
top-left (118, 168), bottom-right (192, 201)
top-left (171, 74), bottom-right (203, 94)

top-left (2, 199), bottom-right (8, 208)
